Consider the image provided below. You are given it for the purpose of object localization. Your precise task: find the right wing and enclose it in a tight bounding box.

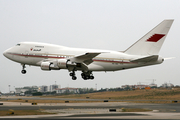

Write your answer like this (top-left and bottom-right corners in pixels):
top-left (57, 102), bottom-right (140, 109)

top-left (66, 52), bottom-right (101, 71)
top-left (69, 52), bottom-right (101, 65)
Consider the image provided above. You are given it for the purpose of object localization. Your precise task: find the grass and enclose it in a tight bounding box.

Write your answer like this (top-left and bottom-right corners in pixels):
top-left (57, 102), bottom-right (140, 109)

top-left (41, 88), bottom-right (180, 100)
top-left (0, 110), bottom-right (55, 116)
top-left (2, 88), bottom-right (180, 104)
top-left (2, 88), bottom-right (179, 116)
top-left (5, 99), bottom-right (101, 103)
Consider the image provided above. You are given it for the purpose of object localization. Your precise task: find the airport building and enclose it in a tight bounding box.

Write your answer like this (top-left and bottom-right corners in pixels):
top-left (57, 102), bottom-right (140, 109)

top-left (15, 86), bottom-right (39, 94)
top-left (49, 84), bottom-right (60, 92)
top-left (56, 87), bottom-right (79, 94)
top-left (149, 83), bottom-right (158, 88)
top-left (121, 83), bottom-right (158, 90)
top-left (161, 83), bottom-right (174, 88)
top-left (38, 85), bottom-right (48, 92)
top-left (15, 84), bottom-right (61, 94)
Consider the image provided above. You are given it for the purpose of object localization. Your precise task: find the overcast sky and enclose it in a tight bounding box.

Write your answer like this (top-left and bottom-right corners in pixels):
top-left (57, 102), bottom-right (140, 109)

top-left (0, 0), bottom-right (180, 93)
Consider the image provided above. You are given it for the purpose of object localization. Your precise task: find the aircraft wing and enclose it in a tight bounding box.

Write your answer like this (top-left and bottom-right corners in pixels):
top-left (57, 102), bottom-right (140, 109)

top-left (69, 52), bottom-right (101, 65)
top-left (130, 55), bottom-right (159, 62)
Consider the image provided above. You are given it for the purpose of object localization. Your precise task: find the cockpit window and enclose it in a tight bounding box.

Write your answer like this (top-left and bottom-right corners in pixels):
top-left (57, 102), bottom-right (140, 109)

top-left (16, 44), bottom-right (21, 46)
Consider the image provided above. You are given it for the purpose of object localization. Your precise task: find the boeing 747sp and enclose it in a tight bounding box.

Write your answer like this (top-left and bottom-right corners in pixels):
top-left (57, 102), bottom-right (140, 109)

top-left (3, 20), bottom-right (174, 80)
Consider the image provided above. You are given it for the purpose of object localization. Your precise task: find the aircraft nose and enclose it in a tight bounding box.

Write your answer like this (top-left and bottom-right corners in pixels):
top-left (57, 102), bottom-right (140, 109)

top-left (3, 50), bottom-right (7, 57)
top-left (3, 48), bottom-right (11, 58)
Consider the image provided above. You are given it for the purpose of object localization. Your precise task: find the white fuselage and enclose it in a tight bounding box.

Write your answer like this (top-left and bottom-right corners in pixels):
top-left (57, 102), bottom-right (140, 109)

top-left (3, 42), bottom-right (163, 72)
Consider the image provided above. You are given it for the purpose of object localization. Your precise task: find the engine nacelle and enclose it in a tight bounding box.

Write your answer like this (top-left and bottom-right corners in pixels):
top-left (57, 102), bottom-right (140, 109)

top-left (57, 59), bottom-right (77, 69)
top-left (41, 62), bottom-right (52, 71)
top-left (41, 62), bottom-right (60, 71)
top-left (57, 59), bottom-right (68, 69)
top-left (41, 59), bottom-right (77, 71)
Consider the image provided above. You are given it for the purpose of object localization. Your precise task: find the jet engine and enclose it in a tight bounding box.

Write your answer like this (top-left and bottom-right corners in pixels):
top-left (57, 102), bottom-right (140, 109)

top-left (41, 62), bottom-right (60, 71)
top-left (57, 59), bottom-right (77, 69)
top-left (41, 59), bottom-right (78, 71)
top-left (41, 62), bottom-right (52, 70)
top-left (57, 59), bottom-right (68, 69)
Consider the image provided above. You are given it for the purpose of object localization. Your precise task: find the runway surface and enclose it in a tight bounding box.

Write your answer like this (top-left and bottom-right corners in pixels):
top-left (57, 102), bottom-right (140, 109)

top-left (0, 112), bottom-right (180, 120)
top-left (0, 101), bottom-right (180, 112)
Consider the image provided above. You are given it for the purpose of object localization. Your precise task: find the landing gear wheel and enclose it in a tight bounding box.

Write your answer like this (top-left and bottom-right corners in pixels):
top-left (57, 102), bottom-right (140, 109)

top-left (70, 70), bottom-right (77, 80)
top-left (81, 73), bottom-right (85, 79)
top-left (72, 76), bottom-right (77, 80)
top-left (87, 76), bottom-right (91, 79)
top-left (69, 73), bottom-right (74, 76)
top-left (90, 76), bottom-right (94, 79)
top-left (21, 64), bottom-right (26, 74)
top-left (21, 70), bottom-right (26, 74)
top-left (81, 71), bottom-right (94, 80)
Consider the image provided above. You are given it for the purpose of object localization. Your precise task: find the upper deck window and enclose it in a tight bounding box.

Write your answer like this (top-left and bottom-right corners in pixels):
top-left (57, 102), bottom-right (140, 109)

top-left (16, 44), bottom-right (21, 46)
top-left (35, 46), bottom-right (44, 48)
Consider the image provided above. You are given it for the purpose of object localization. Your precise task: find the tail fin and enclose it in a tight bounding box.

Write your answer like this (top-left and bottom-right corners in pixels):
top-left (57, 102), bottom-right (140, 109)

top-left (124, 19), bottom-right (174, 55)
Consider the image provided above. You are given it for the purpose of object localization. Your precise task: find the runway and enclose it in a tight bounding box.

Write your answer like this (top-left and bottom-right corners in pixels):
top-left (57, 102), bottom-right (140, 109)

top-left (0, 112), bottom-right (180, 120)
top-left (0, 101), bottom-right (180, 112)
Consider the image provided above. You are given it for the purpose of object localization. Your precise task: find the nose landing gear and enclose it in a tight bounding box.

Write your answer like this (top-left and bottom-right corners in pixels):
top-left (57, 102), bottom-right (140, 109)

top-left (21, 64), bottom-right (26, 74)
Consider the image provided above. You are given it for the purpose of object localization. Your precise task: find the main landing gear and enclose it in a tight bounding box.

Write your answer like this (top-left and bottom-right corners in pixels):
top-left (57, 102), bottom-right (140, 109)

top-left (69, 71), bottom-right (94, 80)
top-left (81, 71), bottom-right (94, 80)
top-left (69, 71), bottom-right (77, 80)
top-left (21, 64), bottom-right (27, 74)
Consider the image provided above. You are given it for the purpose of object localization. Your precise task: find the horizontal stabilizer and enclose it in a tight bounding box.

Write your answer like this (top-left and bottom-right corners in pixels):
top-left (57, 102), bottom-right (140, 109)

top-left (130, 55), bottom-right (159, 62)
top-left (164, 57), bottom-right (175, 60)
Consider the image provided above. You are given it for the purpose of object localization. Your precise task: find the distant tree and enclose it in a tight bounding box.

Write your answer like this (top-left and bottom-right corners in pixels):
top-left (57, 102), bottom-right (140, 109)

top-left (124, 85), bottom-right (130, 90)
top-left (78, 88), bottom-right (84, 94)
top-left (98, 88), bottom-right (107, 92)
top-left (25, 91), bottom-right (32, 94)
top-left (151, 86), bottom-right (157, 88)
top-left (32, 92), bottom-right (43, 96)
top-left (51, 91), bottom-right (56, 94)
top-left (89, 88), bottom-right (94, 93)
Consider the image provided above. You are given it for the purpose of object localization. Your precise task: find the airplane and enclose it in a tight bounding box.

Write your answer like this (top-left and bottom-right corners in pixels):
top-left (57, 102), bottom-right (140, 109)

top-left (3, 19), bottom-right (174, 80)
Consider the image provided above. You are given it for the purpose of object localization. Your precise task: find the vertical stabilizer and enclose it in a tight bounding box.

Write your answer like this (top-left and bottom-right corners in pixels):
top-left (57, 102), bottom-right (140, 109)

top-left (124, 20), bottom-right (174, 55)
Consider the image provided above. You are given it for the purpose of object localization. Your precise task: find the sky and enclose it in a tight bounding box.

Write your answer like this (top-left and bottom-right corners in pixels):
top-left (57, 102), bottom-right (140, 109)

top-left (0, 0), bottom-right (180, 93)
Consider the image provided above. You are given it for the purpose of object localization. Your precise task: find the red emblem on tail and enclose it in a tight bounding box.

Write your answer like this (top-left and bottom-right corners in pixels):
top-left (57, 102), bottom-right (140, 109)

top-left (147, 34), bottom-right (165, 42)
